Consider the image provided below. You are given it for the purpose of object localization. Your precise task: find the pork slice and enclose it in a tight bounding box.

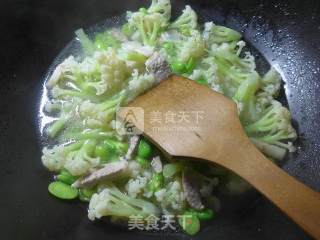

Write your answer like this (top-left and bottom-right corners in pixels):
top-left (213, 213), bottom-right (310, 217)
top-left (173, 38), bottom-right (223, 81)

top-left (182, 170), bottom-right (204, 210)
top-left (72, 160), bottom-right (128, 188)
top-left (125, 135), bottom-right (140, 160)
top-left (151, 156), bottom-right (162, 173)
top-left (145, 52), bottom-right (172, 83)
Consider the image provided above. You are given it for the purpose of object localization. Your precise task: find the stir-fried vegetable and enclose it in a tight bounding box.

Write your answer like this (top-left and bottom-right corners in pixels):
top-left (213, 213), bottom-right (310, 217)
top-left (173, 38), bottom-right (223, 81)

top-left (41, 0), bottom-right (297, 236)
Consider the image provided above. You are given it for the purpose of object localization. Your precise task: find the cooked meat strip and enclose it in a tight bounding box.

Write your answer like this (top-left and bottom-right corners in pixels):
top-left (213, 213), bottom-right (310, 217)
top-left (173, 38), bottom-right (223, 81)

top-left (151, 156), bottom-right (162, 173)
top-left (125, 135), bottom-right (140, 160)
top-left (182, 171), bottom-right (204, 210)
top-left (72, 160), bottom-right (128, 188)
top-left (145, 52), bottom-right (172, 83)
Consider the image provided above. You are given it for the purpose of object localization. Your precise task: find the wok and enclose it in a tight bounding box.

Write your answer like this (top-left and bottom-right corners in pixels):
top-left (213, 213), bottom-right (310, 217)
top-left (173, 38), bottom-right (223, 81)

top-left (0, 0), bottom-right (319, 239)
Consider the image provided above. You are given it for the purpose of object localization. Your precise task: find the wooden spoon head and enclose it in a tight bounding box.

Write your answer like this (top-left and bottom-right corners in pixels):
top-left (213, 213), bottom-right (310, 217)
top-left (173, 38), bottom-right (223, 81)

top-left (118, 75), bottom-right (247, 162)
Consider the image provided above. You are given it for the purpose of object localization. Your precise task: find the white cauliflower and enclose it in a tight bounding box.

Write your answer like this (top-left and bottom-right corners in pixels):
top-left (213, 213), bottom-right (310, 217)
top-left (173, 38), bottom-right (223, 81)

top-left (202, 21), bottom-right (241, 44)
top-left (48, 49), bottom-right (129, 97)
top-left (154, 189), bottom-right (166, 202)
top-left (127, 160), bottom-right (143, 177)
top-left (169, 5), bottom-right (198, 35)
top-left (118, 41), bottom-right (154, 71)
top-left (42, 145), bottom-right (67, 171)
top-left (259, 67), bottom-right (281, 97)
top-left (126, 0), bottom-right (171, 46)
top-left (78, 91), bottom-right (124, 128)
top-left (157, 180), bottom-right (186, 212)
top-left (125, 69), bottom-right (156, 103)
top-left (88, 185), bottom-right (160, 220)
top-left (64, 140), bottom-right (100, 176)
top-left (187, 56), bottom-right (224, 93)
top-left (177, 30), bottom-right (205, 63)
top-left (46, 56), bottom-right (78, 88)
top-left (88, 189), bottom-right (110, 220)
top-left (125, 175), bottom-right (148, 198)
top-left (41, 141), bottom-right (83, 172)
top-left (84, 50), bottom-right (129, 95)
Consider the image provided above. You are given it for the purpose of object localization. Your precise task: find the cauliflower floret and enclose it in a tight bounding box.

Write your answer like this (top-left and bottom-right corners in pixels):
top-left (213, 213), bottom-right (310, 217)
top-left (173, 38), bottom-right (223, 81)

top-left (88, 185), bottom-right (160, 220)
top-left (88, 189), bottom-right (110, 220)
top-left (118, 41), bottom-right (154, 71)
top-left (126, 0), bottom-right (171, 46)
top-left (41, 145), bottom-right (67, 171)
top-left (127, 160), bottom-right (142, 177)
top-left (259, 67), bottom-right (281, 97)
top-left (64, 140), bottom-right (99, 176)
top-left (178, 30), bottom-right (205, 63)
top-left (154, 189), bottom-right (166, 202)
top-left (125, 175), bottom-right (148, 198)
top-left (127, 11), bottom-right (168, 46)
top-left (148, 0), bottom-right (171, 20)
top-left (46, 56), bottom-right (78, 88)
top-left (157, 180), bottom-right (186, 212)
top-left (202, 21), bottom-right (241, 45)
top-left (120, 41), bottom-right (155, 57)
top-left (78, 92), bottom-right (124, 128)
top-left (64, 153), bottom-right (93, 176)
top-left (41, 141), bottom-right (83, 172)
top-left (85, 49), bottom-right (129, 95)
top-left (126, 69), bottom-right (156, 103)
top-left (47, 49), bottom-right (130, 98)
top-left (169, 5), bottom-right (198, 35)
top-left (187, 56), bottom-right (223, 93)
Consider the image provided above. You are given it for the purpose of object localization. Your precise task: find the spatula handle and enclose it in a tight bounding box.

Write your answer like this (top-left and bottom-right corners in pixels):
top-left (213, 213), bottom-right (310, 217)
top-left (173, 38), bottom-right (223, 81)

top-left (210, 141), bottom-right (320, 239)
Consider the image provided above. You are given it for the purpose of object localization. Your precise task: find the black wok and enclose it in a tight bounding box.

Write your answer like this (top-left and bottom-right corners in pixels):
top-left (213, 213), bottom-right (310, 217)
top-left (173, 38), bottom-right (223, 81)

top-left (0, 0), bottom-right (319, 239)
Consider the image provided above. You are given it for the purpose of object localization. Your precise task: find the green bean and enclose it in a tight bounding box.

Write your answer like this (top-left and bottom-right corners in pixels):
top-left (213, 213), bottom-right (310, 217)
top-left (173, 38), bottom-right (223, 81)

top-left (79, 188), bottom-right (95, 202)
top-left (102, 139), bottom-right (116, 152)
top-left (163, 162), bottom-right (183, 178)
top-left (121, 23), bottom-right (134, 37)
top-left (178, 211), bottom-right (200, 235)
top-left (187, 208), bottom-right (215, 221)
top-left (137, 139), bottom-right (152, 158)
top-left (186, 57), bottom-right (196, 73)
top-left (113, 141), bottom-right (129, 154)
top-left (95, 144), bottom-right (111, 162)
top-left (196, 77), bottom-right (208, 85)
top-left (170, 61), bottom-right (186, 74)
top-left (46, 118), bottom-right (67, 138)
top-left (137, 156), bottom-right (149, 168)
top-left (180, 27), bottom-right (191, 36)
top-left (148, 173), bottom-right (164, 192)
top-left (163, 42), bottom-right (176, 56)
top-left (56, 169), bottom-right (77, 185)
top-left (48, 181), bottom-right (78, 200)
top-left (197, 209), bottom-right (214, 220)
top-left (56, 174), bottom-right (76, 185)
top-left (139, 7), bottom-right (148, 14)
top-left (103, 139), bottom-right (128, 154)
top-left (126, 51), bottom-right (148, 63)
top-left (94, 32), bottom-right (120, 50)
top-left (82, 139), bottom-right (97, 157)
top-left (94, 36), bottom-right (105, 50)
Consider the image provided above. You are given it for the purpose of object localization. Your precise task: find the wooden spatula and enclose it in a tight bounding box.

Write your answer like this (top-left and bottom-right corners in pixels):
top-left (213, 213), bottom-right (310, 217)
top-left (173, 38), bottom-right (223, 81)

top-left (119, 75), bottom-right (320, 239)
